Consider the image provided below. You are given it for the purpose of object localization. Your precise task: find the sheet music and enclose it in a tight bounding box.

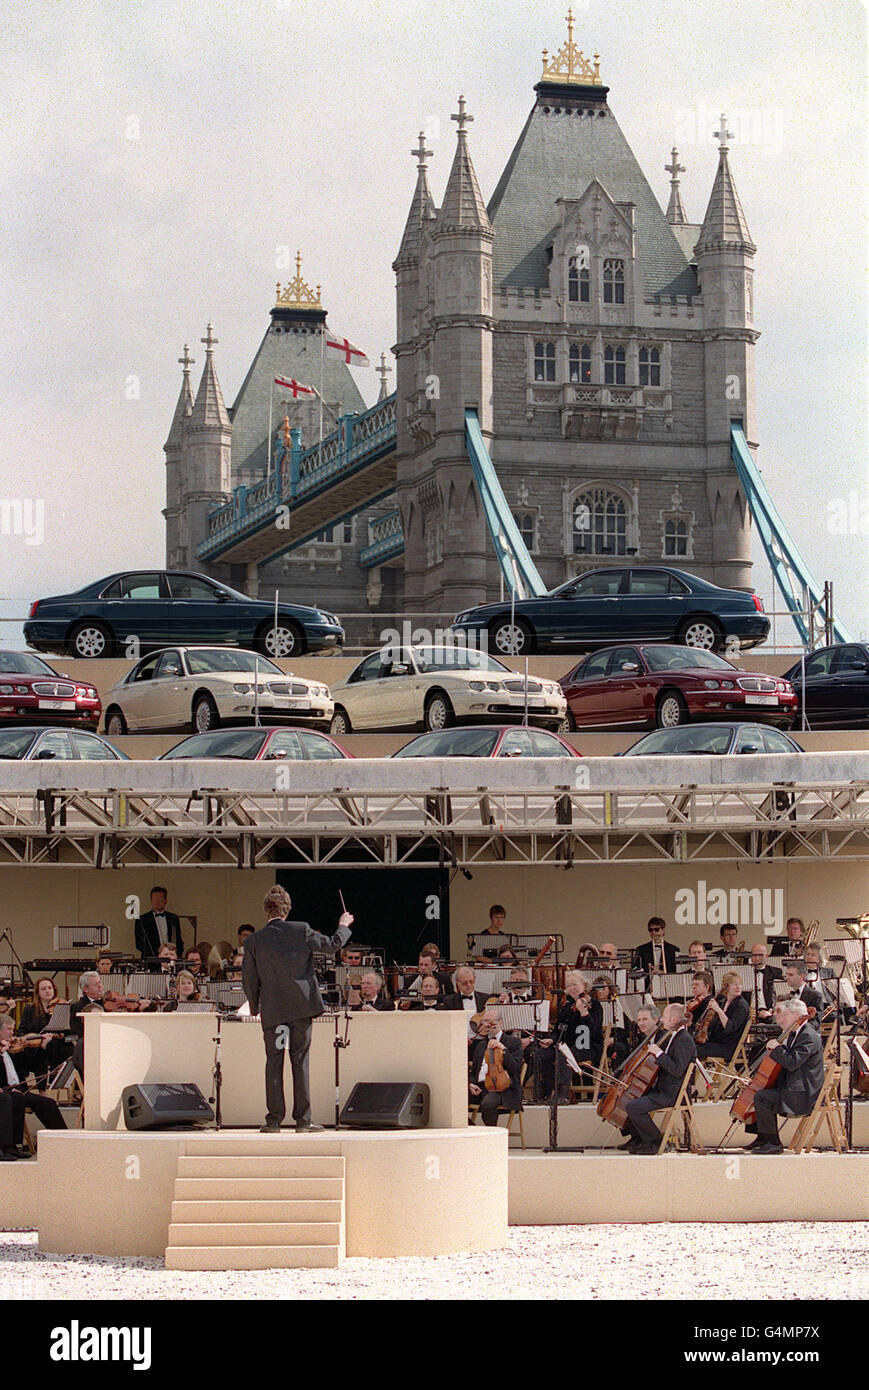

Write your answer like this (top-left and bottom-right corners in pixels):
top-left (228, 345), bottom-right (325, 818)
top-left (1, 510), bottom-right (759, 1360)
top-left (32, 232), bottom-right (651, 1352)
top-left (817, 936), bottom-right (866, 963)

top-left (498, 1001), bottom-right (550, 1032)
top-left (598, 1000), bottom-right (625, 1029)
top-left (619, 994), bottom-right (653, 1023)
top-left (651, 971), bottom-right (692, 1000)
top-left (585, 967), bottom-right (627, 994)
top-left (466, 932), bottom-right (512, 953)
top-left (773, 979), bottom-right (792, 1001)
top-left (127, 972), bottom-right (170, 1000)
top-left (710, 963), bottom-right (754, 992)
top-left (825, 938), bottom-right (866, 966)
top-left (557, 1041), bottom-right (582, 1074)
top-left (473, 966), bottom-right (514, 995)
top-left (175, 1000), bottom-right (216, 1013)
top-left (43, 1002), bottom-right (73, 1033)
top-left (103, 972), bottom-right (129, 993)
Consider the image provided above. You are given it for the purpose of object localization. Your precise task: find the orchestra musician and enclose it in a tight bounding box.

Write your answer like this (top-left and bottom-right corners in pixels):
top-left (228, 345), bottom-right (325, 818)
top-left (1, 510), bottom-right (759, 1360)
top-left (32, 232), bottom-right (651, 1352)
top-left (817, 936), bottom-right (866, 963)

top-left (746, 998), bottom-right (825, 1153)
top-left (400, 976), bottom-right (442, 1011)
top-left (0, 1015), bottom-right (67, 1156)
top-left (633, 917), bottom-right (678, 982)
top-left (468, 1006), bottom-right (523, 1124)
top-left (744, 942), bottom-right (781, 1018)
top-left (622, 1003), bottom-right (697, 1154)
top-left (714, 923), bottom-right (740, 960)
top-left (694, 972), bottom-right (750, 1062)
top-left (95, 952), bottom-right (115, 976)
top-left (687, 940), bottom-right (708, 968)
top-left (531, 971), bottom-right (602, 1100)
top-left (499, 965), bottom-right (533, 1004)
top-left (685, 970), bottom-right (714, 1029)
top-left (803, 943), bottom-right (856, 1021)
top-left (348, 971), bottom-right (393, 1012)
top-left (407, 949), bottom-right (454, 998)
top-left (163, 969), bottom-right (211, 1012)
top-left (783, 961), bottom-right (824, 1030)
top-left (69, 971), bottom-right (105, 1077)
top-left (15, 977), bottom-right (71, 1083)
top-left (598, 943), bottom-right (619, 962)
top-left (440, 965), bottom-right (490, 1016)
top-left (592, 977), bottom-right (628, 1067)
top-left (769, 916), bottom-right (805, 959)
top-left (157, 943), bottom-right (179, 973)
top-left (134, 886), bottom-right (183, 959)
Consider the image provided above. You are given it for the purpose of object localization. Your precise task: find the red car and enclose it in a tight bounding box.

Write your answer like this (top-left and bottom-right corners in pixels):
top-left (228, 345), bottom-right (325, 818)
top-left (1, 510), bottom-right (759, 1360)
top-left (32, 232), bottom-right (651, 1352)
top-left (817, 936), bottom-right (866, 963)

top-left (158, 726), bottom-right (352, 760)
top-left (392, 726), bottom-right (580, 758)
top-left (559, 644), bottom-right (796, 731)
top-left (0, 651), bottom-right (101, 728)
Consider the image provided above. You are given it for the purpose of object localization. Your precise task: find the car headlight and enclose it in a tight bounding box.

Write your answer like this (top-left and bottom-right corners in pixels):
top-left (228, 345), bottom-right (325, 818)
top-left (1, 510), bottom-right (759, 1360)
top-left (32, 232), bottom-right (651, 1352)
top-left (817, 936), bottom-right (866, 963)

top-left (15, 685), bottom-right (28, 694)
top-left (468, 681), bottom-right (484, 692)
top-left (0, 685), bottom-right (12, 695)
top-left (720, 681), bottom-right (734, 690)
top-left (703, 680), bottom-right (720, 690)
top-left (233, 683), bottom-right (252, 695)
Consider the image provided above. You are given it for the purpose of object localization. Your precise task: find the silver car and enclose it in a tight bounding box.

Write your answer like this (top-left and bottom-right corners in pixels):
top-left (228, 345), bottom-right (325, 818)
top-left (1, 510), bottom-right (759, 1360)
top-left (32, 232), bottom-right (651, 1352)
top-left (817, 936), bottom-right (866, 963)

top-left (328, 645), bottom-right (566, 734)
top-left (102, 646), bottom-right (334, 735)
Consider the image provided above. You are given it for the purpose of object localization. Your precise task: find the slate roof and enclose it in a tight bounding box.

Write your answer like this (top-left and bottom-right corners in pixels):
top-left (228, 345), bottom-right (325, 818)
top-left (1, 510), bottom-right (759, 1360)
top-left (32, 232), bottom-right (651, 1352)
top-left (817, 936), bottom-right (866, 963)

top-left (695, 148), bottom-right (755, 253)
top-left (438, 131), bottom-right (493, 234)
top-left (189, 349), bottom-right (230, 432)
top-left (487, 99), bottom-right (697, 298)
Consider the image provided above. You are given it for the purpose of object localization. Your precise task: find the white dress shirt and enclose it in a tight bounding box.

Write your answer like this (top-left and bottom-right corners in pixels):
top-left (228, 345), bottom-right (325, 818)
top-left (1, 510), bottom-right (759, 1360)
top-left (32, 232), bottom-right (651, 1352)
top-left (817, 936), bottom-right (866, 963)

top-left (2, 1050), bottom-right (21, 1085)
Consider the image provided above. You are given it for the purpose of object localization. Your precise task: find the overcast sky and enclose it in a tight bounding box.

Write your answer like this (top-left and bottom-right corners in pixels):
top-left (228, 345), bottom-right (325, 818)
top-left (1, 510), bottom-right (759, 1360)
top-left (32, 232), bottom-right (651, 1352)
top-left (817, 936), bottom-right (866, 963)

top-left (2, 0), bottom-right (866, 638)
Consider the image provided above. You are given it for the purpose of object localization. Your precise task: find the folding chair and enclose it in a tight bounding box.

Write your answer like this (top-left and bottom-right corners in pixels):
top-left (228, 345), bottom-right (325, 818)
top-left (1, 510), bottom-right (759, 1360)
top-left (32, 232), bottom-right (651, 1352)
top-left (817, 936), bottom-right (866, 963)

top-left (788, 1066), bottom-right (848, 1154)
top-left (705, 1017), bottom-right (753, 1101)
top-left (469, 1064), bottom-right (527, 1148)
top-left (651, 1063), bottom-right (701, 1153)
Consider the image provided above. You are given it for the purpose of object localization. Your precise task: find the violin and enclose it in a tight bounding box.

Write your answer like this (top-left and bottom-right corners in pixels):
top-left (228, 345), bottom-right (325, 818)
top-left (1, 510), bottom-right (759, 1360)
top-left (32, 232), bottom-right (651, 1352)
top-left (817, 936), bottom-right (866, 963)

top-left (694, 990), bottom-right (728, 1046)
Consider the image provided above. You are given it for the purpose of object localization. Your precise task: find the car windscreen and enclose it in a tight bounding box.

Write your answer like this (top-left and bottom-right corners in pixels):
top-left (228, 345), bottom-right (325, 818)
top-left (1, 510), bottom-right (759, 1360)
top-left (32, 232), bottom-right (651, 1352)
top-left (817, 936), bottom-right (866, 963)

top-left (0, 729), bottom-right (37, 758)
top-left (185, 650), bottom-right (283, 677)
top-left (162, 730), bottom-right (268, 759)
top-left (642, 647), bottom-right (735, 673)
top-left (412, 648), bottom-right (508, 674)
top-left (628, 727), bottom-right (734, 755)
top-left (394, 729), bottom-right (501, 757)
top-left (0, 653), bottom-right (54, 676)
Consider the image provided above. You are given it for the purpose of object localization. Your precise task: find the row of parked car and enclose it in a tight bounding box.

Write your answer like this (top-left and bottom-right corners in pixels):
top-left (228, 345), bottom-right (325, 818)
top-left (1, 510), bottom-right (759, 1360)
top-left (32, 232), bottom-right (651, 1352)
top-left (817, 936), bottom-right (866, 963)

top-left (2, 637), bottom-right (867, 740)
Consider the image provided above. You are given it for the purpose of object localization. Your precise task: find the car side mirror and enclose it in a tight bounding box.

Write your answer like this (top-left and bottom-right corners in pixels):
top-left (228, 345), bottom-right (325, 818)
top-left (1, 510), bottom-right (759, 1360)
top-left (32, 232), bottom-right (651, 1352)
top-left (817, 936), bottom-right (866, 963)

top-left (34, 750), bottom-right (57, 759)
top-left (215, 591), bottom-right (231, 602)
top-left (263, 751), bottom-right (288, 760)
top-left (391, 663), bottom-right (409, 675)
top-left (738, 743), bottom-right (761, 754)
top-left (621, 662), bottom-right (641, 673)
top-left (848, 660), bottom-right (869, 671)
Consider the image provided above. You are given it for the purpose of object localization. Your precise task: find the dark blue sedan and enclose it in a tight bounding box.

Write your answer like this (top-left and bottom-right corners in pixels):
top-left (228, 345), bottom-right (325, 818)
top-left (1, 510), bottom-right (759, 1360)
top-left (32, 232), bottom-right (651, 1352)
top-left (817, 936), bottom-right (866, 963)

top-left (24, 570), bottom-right (344, 660)
top-left (451, 566), bottom-right (770, 656)
top-left (782, 642), bottom-right (869, 728)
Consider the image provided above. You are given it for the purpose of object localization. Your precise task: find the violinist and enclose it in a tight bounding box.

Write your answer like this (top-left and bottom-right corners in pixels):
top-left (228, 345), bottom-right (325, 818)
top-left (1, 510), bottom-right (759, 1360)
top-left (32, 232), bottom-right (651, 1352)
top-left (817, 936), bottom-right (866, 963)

top-left (15, 978), bottom-right (71, 1084)
top-left (69, 971), bottom-right (105, 1079)
top-left (532, 972), bottom-right (602, 1100)
top-left (468, 1007), bottom-right (523, 1124)
top-left (685, 970), bottom-right (714, 1030)
top-left (747, 998), bottom-right (825, 1153)
top-left (622, 1003), bottom-right (697, 1155)
top-left (0, 1015), bottom-right (66, 1155)
top-left (695, 972), bottom-right (750, 1062)
top-left (163, 969), bottom-right (212, 1012)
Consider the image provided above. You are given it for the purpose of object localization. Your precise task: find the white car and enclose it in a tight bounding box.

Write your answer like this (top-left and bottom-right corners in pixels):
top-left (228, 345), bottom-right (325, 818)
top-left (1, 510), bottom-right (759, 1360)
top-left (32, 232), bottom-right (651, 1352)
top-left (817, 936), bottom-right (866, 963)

top-left (102, 646), bottom-right (333, 735)
top-left (328, 646), bottom-right (567, 734)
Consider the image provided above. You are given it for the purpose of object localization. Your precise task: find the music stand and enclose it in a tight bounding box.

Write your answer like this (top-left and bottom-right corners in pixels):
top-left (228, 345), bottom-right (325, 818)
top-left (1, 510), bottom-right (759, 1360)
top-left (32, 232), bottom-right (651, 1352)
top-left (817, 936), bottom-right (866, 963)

top-left (542, 938), bottom-right (585, 1155)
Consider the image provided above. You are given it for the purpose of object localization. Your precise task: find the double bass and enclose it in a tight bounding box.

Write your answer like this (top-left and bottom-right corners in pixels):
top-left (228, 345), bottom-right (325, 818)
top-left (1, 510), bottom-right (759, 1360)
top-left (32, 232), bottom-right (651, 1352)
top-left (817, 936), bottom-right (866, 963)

top-left (597, 1024), bottom-right (673, 1130)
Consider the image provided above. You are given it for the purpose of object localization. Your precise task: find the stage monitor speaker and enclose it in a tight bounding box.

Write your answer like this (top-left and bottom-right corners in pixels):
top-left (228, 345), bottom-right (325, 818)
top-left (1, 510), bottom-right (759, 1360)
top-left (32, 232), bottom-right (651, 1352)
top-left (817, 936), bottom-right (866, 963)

top-left (339, 1081), bottom-right (430, 1129)
top-left (122, 1082), bottom-right (214, 1131)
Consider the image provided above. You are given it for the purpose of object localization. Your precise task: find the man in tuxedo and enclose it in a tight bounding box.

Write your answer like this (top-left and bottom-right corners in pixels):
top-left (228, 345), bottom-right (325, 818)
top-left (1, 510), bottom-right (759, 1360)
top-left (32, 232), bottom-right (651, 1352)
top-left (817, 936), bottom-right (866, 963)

top-left (623, 1003), bottom-right (697, 1154)
top-left (242, 885), bottom-right (353, 1132)
top-left (0, 1017), bottom-right (66, 1156)
top-left (468, 1007), bottom-right (523, 1125)
top-left (769, 917), bottom-right (805, 959)
top-left (440, 965), bottom-right (489, 1016)
top-left (743, 942), bottom-right (781, 1018)
top-left (633, 917), bottom-right (678, 983)
top-left (349, 971), bottom-right (393, 1011)
top-left (784, 961), bottom-right (823, 1030)
top-left (407, 950), bottom-right (454, 998)
top-left (748, 999), bottom-right (825, 1153)
top-left (135, 886), bottom-right (184, 959)
top-left (69, 970), bottom-right (105, 1078)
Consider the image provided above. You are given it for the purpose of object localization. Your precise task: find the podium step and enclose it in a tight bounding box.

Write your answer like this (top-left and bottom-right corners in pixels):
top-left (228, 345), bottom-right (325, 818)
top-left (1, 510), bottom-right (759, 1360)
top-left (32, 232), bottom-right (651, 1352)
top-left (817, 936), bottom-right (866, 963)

top-left (174, 1176), bottom-right (344, 1200)
top-left (165, 1244), bottom-right (341, 1271)
top-left (171, 1198), bottom-right (342, 1223)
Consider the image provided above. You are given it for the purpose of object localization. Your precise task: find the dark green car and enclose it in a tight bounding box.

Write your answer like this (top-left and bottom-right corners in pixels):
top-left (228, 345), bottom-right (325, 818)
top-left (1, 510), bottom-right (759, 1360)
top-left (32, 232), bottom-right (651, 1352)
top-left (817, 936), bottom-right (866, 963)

top-left (24, 569), bottom-right (343, 659)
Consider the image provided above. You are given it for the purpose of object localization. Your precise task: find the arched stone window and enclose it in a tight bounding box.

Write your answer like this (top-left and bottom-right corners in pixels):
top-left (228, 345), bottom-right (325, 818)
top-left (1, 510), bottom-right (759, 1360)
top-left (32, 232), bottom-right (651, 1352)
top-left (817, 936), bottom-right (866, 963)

top-left (639, 347), bottom-right (661, 386)
top-left (604, 345), bottom-right (626, 385)
top-left (603, 259), bottom-right (625, 304)
top-left (569, 344), bottom-right (592, 384)
top-left (570, 485), bottom-right (630, 556)
top-left (568, 257), bottom-right (590, 303)
top-left (534, 341), bottom-right (556, 382)
top-left (512, 511), bottom-right (538, 552)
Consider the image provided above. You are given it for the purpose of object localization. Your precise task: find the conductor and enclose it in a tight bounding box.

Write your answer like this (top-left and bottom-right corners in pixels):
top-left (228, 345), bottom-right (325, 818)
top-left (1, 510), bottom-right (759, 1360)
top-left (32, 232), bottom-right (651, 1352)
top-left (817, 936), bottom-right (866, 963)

top-left (242, 885), bottom-right (354, 1132)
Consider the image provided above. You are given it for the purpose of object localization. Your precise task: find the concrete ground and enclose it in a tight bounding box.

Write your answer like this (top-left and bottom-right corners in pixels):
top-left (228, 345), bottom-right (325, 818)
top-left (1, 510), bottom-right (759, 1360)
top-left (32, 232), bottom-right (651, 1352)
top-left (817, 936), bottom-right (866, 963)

top-left (4, 1224), bottom-right (868, 1300)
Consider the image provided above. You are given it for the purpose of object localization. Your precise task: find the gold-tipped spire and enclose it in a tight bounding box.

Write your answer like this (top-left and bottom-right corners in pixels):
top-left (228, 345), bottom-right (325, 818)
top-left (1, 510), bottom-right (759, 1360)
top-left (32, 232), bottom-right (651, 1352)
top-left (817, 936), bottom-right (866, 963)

top-left (275, 251), bottom-right (323, 310)
top-left (540, 9), bottom-right (601, 86)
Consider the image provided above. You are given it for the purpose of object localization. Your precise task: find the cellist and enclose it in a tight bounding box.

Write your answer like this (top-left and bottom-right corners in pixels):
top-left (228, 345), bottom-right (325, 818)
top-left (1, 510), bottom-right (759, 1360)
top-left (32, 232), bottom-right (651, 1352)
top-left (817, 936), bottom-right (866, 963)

top-left (746, 998), bottom-right (825, 1154)
top-left (623, 1003), bottom-right (697, 1154)
top-left (468, 1007), bottom-right (523, 1126)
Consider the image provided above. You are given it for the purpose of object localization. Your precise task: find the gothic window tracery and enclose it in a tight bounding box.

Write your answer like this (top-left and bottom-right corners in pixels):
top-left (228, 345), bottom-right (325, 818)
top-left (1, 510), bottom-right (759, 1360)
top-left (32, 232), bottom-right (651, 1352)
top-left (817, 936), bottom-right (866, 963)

top-left (534, 341), bottom-right (556, 381)
top-left (603, 258), bottom-right (625, 304)
top-left (569, 344), bottom-right (592, 383)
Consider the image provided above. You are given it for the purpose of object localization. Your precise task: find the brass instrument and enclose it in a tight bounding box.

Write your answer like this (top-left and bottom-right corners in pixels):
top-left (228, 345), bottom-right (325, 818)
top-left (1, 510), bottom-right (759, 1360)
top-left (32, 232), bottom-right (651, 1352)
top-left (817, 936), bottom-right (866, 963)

top-left (803, 919), bottom-right (821, 948)
top-left (837, 914), bottom-right (869, 941)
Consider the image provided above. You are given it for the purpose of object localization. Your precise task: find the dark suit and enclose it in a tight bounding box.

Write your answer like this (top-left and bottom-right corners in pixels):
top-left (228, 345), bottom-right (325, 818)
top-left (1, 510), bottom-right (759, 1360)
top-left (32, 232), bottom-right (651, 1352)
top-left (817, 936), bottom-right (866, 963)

top-left (407, 970), bottom-right (455, 997)
top-left (440, 990), bottom-right (490, 1015)
top-left (469, 1032), bottom-right (523, 1125)
top-left (791, 984), bottom-right (824, 1030)
top-left (1, 1051), bottom-right (67, 1143)
top-left (633, 939), bottom-right (678, 980)
top-left (742, 965), bottom-right (781, 1013)
top-left (135, 909), bottom-right (183, 959)
top-left (242, 916), bottom-right (351, 1127)
top-left (624, 1027), bottom-right (697, 1146)
top-left (350, 996), bottom-right (393, 1012)
top-left (754, 1022), bottom-right (825, 1141)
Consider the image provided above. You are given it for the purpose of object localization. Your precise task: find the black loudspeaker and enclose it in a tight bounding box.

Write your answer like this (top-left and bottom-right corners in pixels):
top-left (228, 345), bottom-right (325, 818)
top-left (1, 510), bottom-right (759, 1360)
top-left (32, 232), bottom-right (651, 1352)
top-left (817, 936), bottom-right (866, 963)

top-left (122, 1082), bottom-right (214, 1131)
top-left (339, 1081), bottom-right (430, 1129)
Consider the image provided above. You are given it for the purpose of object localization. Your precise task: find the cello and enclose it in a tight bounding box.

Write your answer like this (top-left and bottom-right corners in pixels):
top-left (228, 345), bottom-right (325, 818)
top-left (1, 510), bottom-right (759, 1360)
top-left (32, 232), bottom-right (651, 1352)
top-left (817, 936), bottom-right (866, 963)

top-left (729, 1015), bottom-right (802, 1124)
top-left (597, 1023), bottom-right (674, 1130)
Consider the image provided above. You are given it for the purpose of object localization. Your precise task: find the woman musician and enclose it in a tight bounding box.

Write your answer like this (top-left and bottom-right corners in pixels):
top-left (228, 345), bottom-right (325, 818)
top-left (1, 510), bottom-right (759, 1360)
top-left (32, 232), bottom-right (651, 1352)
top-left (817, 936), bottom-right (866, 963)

top-left (162, 970), bottom-right (214, 1012)
top-left (13, 978), bottom-right (72, 1085)
top-left (694, 972), bottom-right (750, 1063)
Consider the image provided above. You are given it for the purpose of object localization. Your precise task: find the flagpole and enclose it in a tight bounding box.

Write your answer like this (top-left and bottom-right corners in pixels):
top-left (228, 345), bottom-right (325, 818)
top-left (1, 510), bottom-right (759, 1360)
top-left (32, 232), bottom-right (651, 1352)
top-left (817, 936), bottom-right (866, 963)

top-left (267, 380), bottom-right (274, 481)
top-left (318, 326), bottom-right (324, 445)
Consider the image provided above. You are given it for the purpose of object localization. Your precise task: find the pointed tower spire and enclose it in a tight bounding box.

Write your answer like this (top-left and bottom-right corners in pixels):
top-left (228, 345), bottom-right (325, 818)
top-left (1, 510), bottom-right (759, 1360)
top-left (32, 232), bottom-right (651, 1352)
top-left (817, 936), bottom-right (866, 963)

top-left (665, 147), bottom-right (687, 225)
top-left (164, 344), bottom-right (195, 448)
top-left (695, 115), bottom-right (755, 254)
top-left (394, 132), bottom-right (436, 268)
top-left (189, 323), bottom-right (230, 430)
top-left (437, 97), bottom-right (493, 233)
top-left (376, 352), bottom-right (393, 400)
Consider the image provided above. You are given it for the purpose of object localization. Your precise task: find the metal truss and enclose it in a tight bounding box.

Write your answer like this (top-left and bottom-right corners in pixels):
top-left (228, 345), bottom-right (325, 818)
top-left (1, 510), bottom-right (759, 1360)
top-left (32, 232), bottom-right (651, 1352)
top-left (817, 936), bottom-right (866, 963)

top-left (0, 779), bottom-right (865, 869)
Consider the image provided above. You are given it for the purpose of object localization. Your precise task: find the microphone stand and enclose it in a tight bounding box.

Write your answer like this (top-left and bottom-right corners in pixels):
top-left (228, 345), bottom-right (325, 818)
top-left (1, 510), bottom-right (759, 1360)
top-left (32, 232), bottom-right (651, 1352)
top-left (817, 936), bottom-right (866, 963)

top-left (0, 928), bottom-right (29, 995)
top-left (331, 995), bottom-right (352, 1130)
top-left (210, 1014), bottom-right (223, 1131)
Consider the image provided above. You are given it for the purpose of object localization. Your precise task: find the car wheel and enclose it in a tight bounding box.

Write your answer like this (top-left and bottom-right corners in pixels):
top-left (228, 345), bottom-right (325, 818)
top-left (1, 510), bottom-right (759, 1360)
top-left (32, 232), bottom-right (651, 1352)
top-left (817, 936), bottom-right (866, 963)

top-left (330, 707), bottom-right (351, 736)
top-left (192, 694), bottom-right (219, 734)
top-left (424, 692), bottom-right (455, 731)
top-left (558, 710), bottom-right (577, 734)
top-left (655, 690), bottom-right (688, 729)
top-left (489, 617), bottom-right (535, 657)
top-left (105, 709), bottom-right (127, 737)
top-left (678, 617), bottom-right (723, 652)
top-left (258, 622), bottom-right (305, 659)
top-left (70, 622), bottom-right (113, 659)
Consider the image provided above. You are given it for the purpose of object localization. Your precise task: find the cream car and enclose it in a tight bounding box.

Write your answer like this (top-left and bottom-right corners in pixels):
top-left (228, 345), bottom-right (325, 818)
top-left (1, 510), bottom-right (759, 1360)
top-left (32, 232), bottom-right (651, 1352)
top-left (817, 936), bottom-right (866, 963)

top-left (103, 646), bottom-right (333, 734)
top-left (328, 646), bottom-right (566, 734)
